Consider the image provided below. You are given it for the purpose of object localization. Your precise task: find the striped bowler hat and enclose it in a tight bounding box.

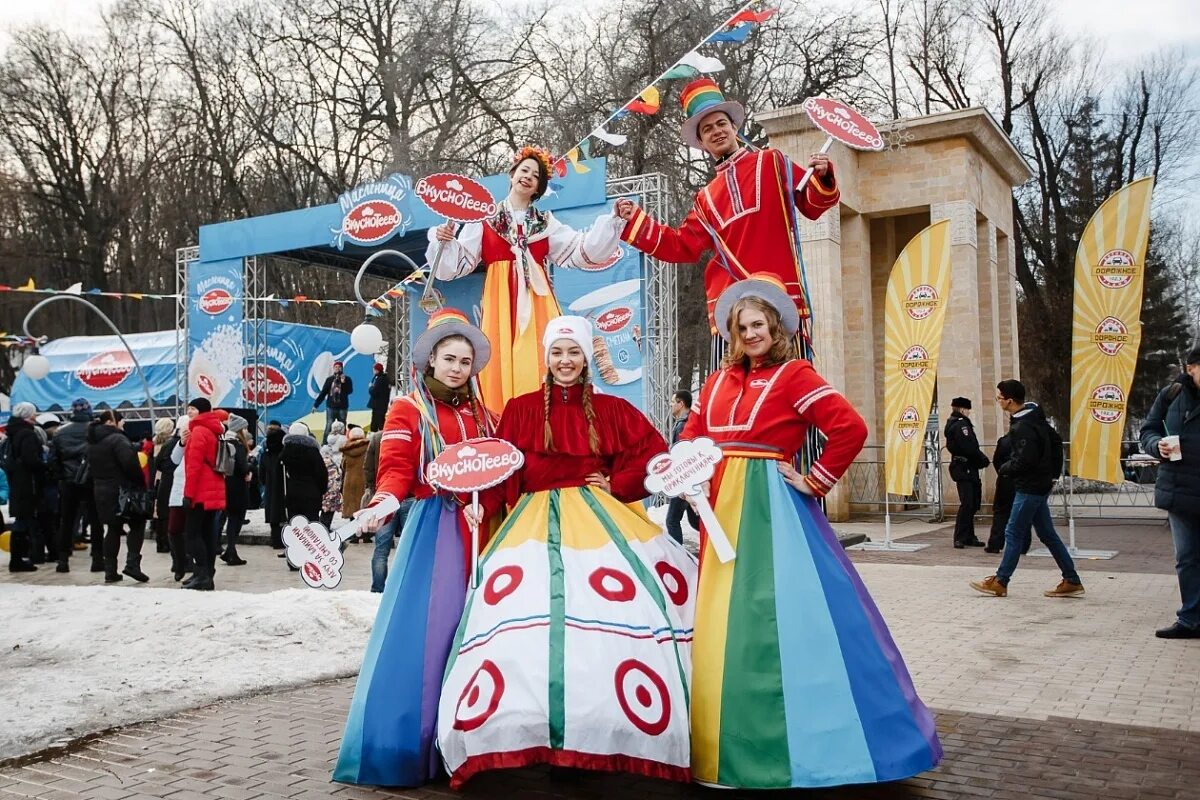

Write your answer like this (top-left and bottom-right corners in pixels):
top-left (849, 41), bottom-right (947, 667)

top-left (412, 307), bottom-right (491, 376)
top-left (680, 78), bottom-right (746, 150)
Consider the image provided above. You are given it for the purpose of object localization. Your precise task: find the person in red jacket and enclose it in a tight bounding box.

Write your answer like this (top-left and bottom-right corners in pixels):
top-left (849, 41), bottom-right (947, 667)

top-left (436, 315), bottom-right (697, 789)
top-left (680, 274), bottom-right (940, 789)
top-left (335, 308), bottom-right (497, 788)
top-left (181, 397), bottom-right (226, 591)
top-left (614, 78), bottom-right (839, 368)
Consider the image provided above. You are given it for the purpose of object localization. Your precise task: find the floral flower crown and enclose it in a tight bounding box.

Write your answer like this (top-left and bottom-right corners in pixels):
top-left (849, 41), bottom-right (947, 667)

top-left (512, 145), bottom-right (554, 176)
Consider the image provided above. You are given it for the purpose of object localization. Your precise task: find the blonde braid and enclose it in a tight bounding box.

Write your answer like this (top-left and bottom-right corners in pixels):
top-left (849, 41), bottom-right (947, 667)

top-left (580, 367), bottom-right (601, 456)
top-left (543, 368), bottom-right (555, 452)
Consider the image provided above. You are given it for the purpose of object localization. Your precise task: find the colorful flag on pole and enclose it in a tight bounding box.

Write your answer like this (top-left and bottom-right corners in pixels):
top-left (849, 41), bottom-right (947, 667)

top-left (706, 23), bottom-right (754, 43)
top-left (591, 127), bottom-right (627, 146)
top-left (1068, 176), bottom-right (1155, 483)
top-left (883, 220), bottom-right (953, 496)
top-left (626, 86), bottom-right (661, 115)
top-left (677, 50), bottom-right (725, 74)
top-left (730, 7), bottom-right (779, 25)
top-left (565, 148), bottom-right (591, 173)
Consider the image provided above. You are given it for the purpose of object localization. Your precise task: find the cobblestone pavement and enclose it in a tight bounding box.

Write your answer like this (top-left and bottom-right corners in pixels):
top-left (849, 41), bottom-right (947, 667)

top-left (3, 519), bottom-right (1198, 798)
top-left (1, 679), bottom-right (1197, 800)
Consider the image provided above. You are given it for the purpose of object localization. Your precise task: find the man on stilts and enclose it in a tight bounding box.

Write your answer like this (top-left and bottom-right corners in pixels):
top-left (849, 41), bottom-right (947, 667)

top-left (614, 78), bottom-right (841, 366)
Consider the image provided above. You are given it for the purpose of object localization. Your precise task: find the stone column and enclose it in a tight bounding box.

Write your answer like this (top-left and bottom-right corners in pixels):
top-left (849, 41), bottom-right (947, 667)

top-left (976, 220), bottom-right (1001, 500)
top-left (801, 211), bottom-right (852, 521)
top-left (840, 213), bottom-right (875, 436)
top-left (930, 200), bottom-right (983, 512)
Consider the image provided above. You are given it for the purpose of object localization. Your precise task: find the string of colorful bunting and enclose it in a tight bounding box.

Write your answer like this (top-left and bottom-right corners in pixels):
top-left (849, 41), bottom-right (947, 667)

top-left (0, 268), bottom-right (430, 314)
top-left (553, 1), bottom-right (779, 174)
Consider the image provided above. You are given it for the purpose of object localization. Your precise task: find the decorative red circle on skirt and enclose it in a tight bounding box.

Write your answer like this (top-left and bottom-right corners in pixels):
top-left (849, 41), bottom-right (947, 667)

top-left (614, 659), bottom-right (671, 736)
top-left (483, 565), bottom-right (523, 605)
top-left (588, 566), bottom-right (637, 602)
top-left (453, 660), bottom-right (505, 731)
top-left (654, 561), bottom-right (688, 606)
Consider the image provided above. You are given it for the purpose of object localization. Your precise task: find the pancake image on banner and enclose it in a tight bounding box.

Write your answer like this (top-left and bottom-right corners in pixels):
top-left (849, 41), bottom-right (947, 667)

top-left (882, 220), bottom-right (953, 496)
top-left (437, 487), bottom-right (696, 787)
top-left (1069, 177), bottom-right (1154, 484)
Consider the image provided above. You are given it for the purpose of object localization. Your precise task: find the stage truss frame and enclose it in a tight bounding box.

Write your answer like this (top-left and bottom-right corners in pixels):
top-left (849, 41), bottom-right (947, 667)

top-left (174, 170), bottom-right (676, 436)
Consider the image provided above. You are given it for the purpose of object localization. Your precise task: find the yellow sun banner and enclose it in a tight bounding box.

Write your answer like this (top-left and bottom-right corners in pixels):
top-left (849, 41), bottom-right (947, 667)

top-left (1069, 177), bottom-right (1154, 484)
top-left (884, 219), bottom-right (953, 496)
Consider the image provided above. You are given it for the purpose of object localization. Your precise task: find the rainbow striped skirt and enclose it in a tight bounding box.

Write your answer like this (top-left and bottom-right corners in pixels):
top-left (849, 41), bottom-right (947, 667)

top-left (437, 487), bottom-right (697, 787)
top-left (334, 497), bottom-right (470, 787)
top-left (692, 456), bottom-right (942, 788)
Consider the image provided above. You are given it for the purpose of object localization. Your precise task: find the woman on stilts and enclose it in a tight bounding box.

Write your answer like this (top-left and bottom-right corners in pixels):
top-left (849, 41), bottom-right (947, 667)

top-left (429, 146), bottom-right (625, 412)
top-left (681, 274), bottom-right (942, 789)
top-left (334, 308), bottom-right (497, 787)
top-left (437, 315), bottom-right (697, 788)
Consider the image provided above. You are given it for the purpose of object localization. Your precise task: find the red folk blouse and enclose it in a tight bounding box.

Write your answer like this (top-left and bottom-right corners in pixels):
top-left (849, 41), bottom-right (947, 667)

top-left (492, 383), bottom-right (667, 507)
top-left (620, 148), bottom-right (840, 330)
top-left (372, 392), bottom-right (493, 504)
top-left (682, 359), bottom-right (867, 497)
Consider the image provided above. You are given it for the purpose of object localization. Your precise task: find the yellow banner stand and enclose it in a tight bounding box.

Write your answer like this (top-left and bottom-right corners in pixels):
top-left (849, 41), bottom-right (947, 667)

top-left (1069, 177), bottom-right (1154, 482)
top-left (851, 219), bottom-right (952, 553)
top-left (1039, 177), bottom-right (1153, 562)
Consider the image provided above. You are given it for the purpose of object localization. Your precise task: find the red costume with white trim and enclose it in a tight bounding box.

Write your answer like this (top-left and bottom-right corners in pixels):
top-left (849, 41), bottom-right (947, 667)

top-left (492, 383), bottom-right (668, 508)
top-left (374, 393), bottom-right (492, 502)
top-left (621, 148), bottom-right (839, 329)
top-left (682, 358), bottom-right (866, 497)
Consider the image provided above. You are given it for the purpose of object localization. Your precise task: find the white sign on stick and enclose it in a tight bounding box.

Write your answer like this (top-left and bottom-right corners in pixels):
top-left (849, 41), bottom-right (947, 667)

top-left (644, 437), bottom-right (736, 563)
top-left (283, 495), bottom-right (401, 589)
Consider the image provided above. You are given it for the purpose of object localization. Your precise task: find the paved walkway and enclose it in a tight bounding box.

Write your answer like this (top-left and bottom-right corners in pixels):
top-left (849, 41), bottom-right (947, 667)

top-left (2, 519), bottom-right (1197, 798)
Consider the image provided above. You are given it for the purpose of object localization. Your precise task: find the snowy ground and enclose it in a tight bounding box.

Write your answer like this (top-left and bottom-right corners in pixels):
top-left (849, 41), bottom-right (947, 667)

top-left (0, 584), bottom-right (379, 761)
top-left (0, 502), bottom-right (697, 763)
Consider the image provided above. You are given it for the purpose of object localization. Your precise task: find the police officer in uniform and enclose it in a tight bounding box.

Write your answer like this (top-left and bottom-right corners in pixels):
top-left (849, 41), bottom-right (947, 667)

top-left (946, 397), bottom-right (989, 548)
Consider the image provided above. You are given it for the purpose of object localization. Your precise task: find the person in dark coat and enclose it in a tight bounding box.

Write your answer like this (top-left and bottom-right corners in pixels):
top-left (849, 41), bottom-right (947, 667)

top-left (51, 398), bottom-right (101, 573)
top-left (151, 417), bottom-right (177, 553)
top-left (313, 360), bottom-right (353, 442)
top-left (985, 431), bottom-right (1023, 554)
top-left (368, 363), bottom-right (390, 432)
top-left (4, 403), bottom-right (45, 572)
top-left (945, 397), bottom-right (989, 549)
top-left (219, 415), bottom-right (251, 566)
top-left (970, 379), bottom-right (1082, 599)
top-left (88, 410), bottom-right (149, 583)
top-left (261, 424), bottom-right (287, 550)
top-left (280, 421), bottom-right (327, 520)
top-left (33, 413), bottom-right (62, 564)
top-left (182, 399), bottom-right (227, 590)
top-left (1140, 349), bottom-right (1200, 639)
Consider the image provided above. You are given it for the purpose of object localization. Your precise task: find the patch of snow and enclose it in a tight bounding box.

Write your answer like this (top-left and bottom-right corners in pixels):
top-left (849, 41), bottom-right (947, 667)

top-left (0, 584), bottom-right (379, 761)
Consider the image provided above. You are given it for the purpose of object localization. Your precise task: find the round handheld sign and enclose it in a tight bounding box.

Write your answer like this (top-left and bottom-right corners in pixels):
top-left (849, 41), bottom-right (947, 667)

top-left (426, 438), bottom-right (525, 493)
top-left (415, 173), bottom-right (498, 223)
top-left (802, 98), bottom-right (885, 151)
top-left (644, 437), bottom-right (736, 563)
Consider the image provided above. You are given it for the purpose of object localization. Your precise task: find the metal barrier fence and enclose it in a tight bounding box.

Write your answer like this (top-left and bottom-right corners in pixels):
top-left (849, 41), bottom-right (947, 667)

top-left (846, 440), bottom-right (1164, 522)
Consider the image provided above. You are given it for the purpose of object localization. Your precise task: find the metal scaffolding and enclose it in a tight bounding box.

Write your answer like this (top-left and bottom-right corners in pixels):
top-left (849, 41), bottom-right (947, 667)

top-left (605, 172), bottom-right (675, 438)
top-left (175, 245), bottom-right (198, 419)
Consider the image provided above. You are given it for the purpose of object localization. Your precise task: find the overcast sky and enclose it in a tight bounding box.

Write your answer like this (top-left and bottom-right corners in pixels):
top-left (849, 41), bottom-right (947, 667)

top-left (1, 0), bottom-right (1196, 58)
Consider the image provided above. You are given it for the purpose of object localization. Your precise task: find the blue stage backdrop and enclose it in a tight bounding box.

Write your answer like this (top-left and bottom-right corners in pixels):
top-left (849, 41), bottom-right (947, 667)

top-left (186, 258), bottom-right (245, 407)
top-left (12, 323), bottom-right (372, 424)
top-left (11, 330), bottom-right (180, 411)
top-left (405, 201), bottom-right (649, 412)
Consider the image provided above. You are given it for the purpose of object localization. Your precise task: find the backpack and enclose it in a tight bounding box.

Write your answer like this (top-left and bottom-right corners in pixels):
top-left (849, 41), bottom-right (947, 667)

top-left (1043, 421), bottom-right (1065, 479)
top-left (215, 438), bottom-right (236, 477)
top-left (0, 436), bottom-right (12, 473)
top-left (71, 453), bottom-right (91, 486)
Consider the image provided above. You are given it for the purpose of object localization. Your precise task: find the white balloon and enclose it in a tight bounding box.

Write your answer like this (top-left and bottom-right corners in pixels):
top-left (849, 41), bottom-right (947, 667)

top-left (22, 353), bottom-right (50, 380)
top-left (350, 323), bottom-right (384, 355)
